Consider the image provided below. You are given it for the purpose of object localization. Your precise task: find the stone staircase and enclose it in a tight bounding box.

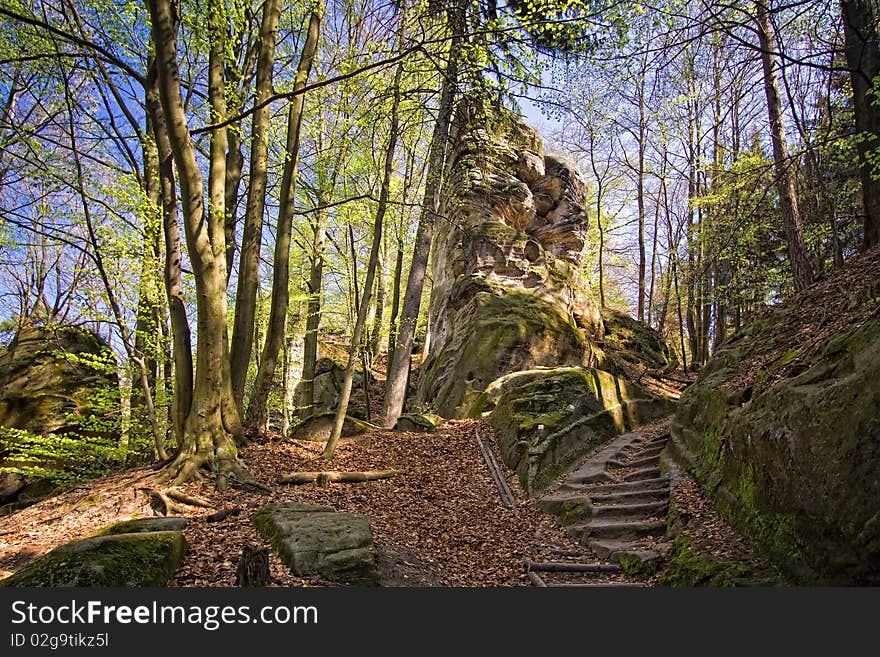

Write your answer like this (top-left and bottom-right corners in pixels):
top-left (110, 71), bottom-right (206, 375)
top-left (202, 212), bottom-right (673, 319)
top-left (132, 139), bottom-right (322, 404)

top-left (534, 430), bottom-right (673, 581)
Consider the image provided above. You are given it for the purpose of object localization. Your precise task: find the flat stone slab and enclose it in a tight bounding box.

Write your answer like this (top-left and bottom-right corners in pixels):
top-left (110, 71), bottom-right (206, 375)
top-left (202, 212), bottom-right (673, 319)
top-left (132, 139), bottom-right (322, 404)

top-left (253, 502), bottom-right (379, 586)
top-left (95, 517), bottom-right (189, 536)
top-left (0, 531), bottom-right (187, 587)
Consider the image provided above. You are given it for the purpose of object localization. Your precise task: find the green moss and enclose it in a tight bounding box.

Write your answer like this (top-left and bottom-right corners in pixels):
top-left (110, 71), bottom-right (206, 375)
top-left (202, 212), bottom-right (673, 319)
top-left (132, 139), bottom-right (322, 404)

top-left (0, 531), bottom-right (187, 587)
top-left (617, 553), bottom-right (660, 578)
top-left (556, 499), bottom-right (589, 525)
top-left (660, 537), bottom-right (750, 587)
top-left (489, 366), bottom-right (669, 495)
top-left (426, 288), bottom-right (589, 418)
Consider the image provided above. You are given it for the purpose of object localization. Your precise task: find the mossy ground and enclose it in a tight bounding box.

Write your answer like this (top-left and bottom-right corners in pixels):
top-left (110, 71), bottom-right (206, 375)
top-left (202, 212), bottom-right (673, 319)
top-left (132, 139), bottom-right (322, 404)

top-left (659, 537), bottom-right (751, 587)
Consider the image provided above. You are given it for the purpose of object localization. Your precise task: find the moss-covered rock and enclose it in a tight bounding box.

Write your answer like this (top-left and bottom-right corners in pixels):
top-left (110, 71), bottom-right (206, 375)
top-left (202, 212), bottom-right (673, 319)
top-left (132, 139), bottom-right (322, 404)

top-left (601, 308), bottom-right (677, 370)
top-left (420, 287), bottom-right (596, 418)
top-left (670, 311), bottom-right (880, 584)
top-left (0, 326), bottom-right (122, 498)
top-left (394, 413), bottom-right (443, 433)
top-left (659, 537), bottom-right (750, 587)
top-left (288, 412), bottom-right (378, 442)
top-left (94, 517), bottom-right (189, 536)
top-left (253, 502), bottom-right (378, 586)
top-left (294, 356), bottom-right (363, 416)
top-left (0, 531), bottom-right (187, 587)
top-left (418, 98), bottom-right (605, 419)
top-left (489, 367), bottom-right (672, 496)
top-left (0, 326), bottom-right (118, 436)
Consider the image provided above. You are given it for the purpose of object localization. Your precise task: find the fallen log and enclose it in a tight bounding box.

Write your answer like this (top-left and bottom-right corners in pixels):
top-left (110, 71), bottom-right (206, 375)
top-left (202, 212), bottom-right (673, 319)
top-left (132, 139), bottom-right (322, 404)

top-left (279, 469), bottom-right (401, 485)
top-left (206, 507), bottom-right (242, 523)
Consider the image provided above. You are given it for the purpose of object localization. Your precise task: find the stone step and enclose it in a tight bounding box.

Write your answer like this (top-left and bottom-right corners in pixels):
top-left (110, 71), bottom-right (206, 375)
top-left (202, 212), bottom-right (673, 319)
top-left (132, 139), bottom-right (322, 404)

top-left (572, 476), bottom-right (669, 495)
top-left (620, 444), bottom-right (665, 459)
top-left (622, 466), bottom-right (662, 482)
top-left (570, 518), bottom-right (667, 541)
top-left (588, 538), bottom-right (668, 561)
top-left (607, 454), bottom-right (662, 470)
top-left (589, 489), bottom-right (669, 505)
top-left (565, 468), bottom-right (614, 485)
top-left (590, 500), bottom-right (668, 519)
top-left (548, 582), bottom-right (647, 588)
top-left (536, 495), bottom-right (590, 518)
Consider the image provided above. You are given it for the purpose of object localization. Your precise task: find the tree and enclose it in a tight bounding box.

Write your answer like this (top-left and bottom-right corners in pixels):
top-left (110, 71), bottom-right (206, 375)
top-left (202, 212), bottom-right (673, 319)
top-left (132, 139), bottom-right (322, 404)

top-left (841, 0), bottom-right (880, 248)
top-left (229, 0), bottom-right (283, 407)
top-left (246, 2), bottom-right (322, 430)
top-left (146, 0), bottom-right (246, 486)
top-left (754, 0), bottom-right (814, 291)
top-left (382, 0), bottom-right (466, 428)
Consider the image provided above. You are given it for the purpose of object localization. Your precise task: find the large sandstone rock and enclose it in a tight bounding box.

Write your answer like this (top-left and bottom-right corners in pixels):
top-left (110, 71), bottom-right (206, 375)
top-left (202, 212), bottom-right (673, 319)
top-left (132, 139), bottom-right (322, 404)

top-left (294, 356), bottom-right (363, 417)
top-left (669, 291), bottom-right (880, 584)
top-left (253, 502), bottom-right (379, 585)
top-left (0, 326), bottom-right (120, 501)
top-left (486, 367), bottom-right (672, 496)
top-left (0, 326), bottom-right (118, 436)
top-left (418, 100), bottom-right (603, 417)
top-left (601, 308), bottom-right (677, 371)
top-left (288, 411), bottom-right (377, 441)
top-left (0, 530), bottom-right (187, 587)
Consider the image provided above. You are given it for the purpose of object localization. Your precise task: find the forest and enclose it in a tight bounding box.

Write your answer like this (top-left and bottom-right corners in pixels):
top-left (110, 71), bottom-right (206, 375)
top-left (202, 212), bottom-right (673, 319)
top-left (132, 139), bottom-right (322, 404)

top-left (0, 0), bottom-right (877, 589)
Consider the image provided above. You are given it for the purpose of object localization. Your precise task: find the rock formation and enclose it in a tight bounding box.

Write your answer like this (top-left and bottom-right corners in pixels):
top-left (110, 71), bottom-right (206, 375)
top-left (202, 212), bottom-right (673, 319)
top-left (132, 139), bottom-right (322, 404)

top-left (418, 99), bottom-right (604, 418)
top-left (0, 326), bottom-right (118, 436)
top-left (0, 517), bottom-right (188, 587)
top-left (414, 100), bottom-right (672, 496)
top-left (0, 326), bottom-right (120, 504)
top-left (668, 257), bottom-right (880, 584)
top-left (254, 502), bottom-right (379, 585)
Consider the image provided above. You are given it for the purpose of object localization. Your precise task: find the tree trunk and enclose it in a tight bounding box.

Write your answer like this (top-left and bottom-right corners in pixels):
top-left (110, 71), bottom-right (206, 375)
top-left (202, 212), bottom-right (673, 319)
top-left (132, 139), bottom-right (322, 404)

top-left (755, 1), bottom-right (814, 291)
top-left (636, 72), bottom-right (647, 324)
top-left (383, 2), bottom-right (464, 428)
top-left (324, 51), bottom-right (404, 458)
top-left (298, 202), bottom-right (330, 417)
top-left (841, 0), bottom-right (880, 249)
top-left (369, 239), bottom-right (385, 357)
top-left (147, 0), bottom-right (245, 487)
top-left (246, 4), bottom-right (322, 430)
top-left (145, 61), bottom-right (193, 442)
top-left (131, 131), bottom-right (162, 412)
top-left (230, 0), bottom-right (283, 405)
top-left (386, 244), bottom-right (404, 368)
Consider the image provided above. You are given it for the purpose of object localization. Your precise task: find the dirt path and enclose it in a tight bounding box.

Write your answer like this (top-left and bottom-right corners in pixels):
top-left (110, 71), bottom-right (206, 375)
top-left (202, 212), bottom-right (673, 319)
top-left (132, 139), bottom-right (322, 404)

top-left (0, 414), bottom-right (782, 586)
top-left (1, 419), bottom-right (589, 586)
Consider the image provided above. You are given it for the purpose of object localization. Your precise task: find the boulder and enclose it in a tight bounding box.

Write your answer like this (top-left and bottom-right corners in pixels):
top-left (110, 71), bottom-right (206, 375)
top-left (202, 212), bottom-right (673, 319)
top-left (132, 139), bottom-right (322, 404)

top-left (487, 367), bottom-right (672, 495)
top-left (394, 413), bottom-right (443, 433)
top-left (0, 326), bottom-right (120, 500)
top-left (295, 356), bottom-right (363, 416)
top-left (0, 326), bottom-right (118, 436)
top-left (95, 517), bottom-right (190, 536)
top-left (669, 282), bottom-right (880, 584)
top-left (288, 412), bottom-right (377, 442)
top-left (253, 502), bottom-right (379, 586)
top-left (0, 531), bottom-right (187, 587)
top-left (601, 308), bottom-right (677, 371)
top-left (417, 99), bottom-right (604, 418)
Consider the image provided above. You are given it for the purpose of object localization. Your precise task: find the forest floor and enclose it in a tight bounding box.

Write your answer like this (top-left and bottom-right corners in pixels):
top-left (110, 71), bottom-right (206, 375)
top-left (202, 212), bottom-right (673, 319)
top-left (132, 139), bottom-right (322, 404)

top-left (0, 411), bottom-right (778, 586)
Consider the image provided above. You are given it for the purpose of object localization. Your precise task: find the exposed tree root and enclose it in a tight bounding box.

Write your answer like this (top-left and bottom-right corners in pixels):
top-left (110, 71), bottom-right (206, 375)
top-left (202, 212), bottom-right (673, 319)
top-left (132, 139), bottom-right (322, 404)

top-left (155, 447), bottom-right (272, 494)
top-left (165, 488), bottom-right (212, 508)
top-left (279, 469), bottom-right (400, 485)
